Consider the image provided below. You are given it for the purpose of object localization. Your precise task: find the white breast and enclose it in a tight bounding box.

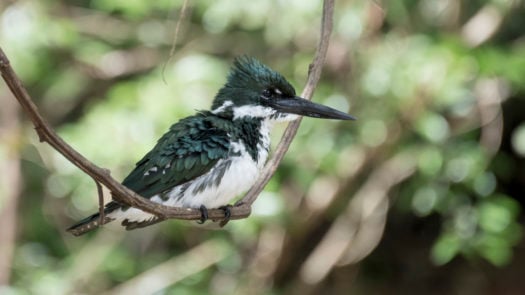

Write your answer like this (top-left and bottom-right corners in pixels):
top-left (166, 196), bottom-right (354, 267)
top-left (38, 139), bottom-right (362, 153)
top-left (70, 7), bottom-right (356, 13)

top-left (173, 141), bottom-right (262, 208)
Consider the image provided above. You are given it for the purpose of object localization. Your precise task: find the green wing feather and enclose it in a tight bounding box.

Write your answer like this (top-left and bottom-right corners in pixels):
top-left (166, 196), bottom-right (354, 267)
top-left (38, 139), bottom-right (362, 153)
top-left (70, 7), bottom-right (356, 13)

top-left (121, 113), bottom-right (231, 198)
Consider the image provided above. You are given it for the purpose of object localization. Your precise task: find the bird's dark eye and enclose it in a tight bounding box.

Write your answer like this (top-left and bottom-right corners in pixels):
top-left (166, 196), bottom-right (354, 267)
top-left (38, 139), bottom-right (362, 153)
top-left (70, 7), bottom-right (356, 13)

top-left (261, 89), bottom-right (272, 99)
top-left (261, 88), bottom-right (283, 100)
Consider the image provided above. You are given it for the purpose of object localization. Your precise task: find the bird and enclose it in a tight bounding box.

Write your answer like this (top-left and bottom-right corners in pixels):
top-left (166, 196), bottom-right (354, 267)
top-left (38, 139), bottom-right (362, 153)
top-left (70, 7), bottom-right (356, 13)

top-left (67, 56), bottom-right (355, 236)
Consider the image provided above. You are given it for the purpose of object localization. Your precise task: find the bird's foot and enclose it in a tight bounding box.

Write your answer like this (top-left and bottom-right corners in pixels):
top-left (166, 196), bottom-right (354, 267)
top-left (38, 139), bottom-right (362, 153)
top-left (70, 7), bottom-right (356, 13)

top-left (219, 204), bottom-right (233, 227)
top-left (198, 205), bottom-right (208, 224)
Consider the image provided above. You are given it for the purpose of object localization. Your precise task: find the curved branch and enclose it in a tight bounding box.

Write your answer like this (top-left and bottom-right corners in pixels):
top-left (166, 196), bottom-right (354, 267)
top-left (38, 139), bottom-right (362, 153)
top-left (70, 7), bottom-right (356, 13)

top-left (237, 0), bottom-right (335, 207)
top-left (0, 0), bottom-right (335, 228)
top-left (0, 48), bottom-right (248, 221)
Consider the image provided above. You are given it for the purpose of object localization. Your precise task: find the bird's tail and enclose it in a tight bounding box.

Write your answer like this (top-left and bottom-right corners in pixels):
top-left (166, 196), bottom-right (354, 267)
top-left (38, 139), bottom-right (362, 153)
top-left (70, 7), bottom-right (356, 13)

top-left (66, 202), bottom-right (121, 236)
top-left (67, 201), bottom-right (166, 236)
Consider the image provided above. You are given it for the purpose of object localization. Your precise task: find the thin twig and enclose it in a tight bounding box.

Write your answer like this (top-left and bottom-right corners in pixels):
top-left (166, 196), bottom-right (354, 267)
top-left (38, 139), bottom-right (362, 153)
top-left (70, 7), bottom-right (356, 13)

top-left (162, 0), bottom-right (190, 84)
top-left (0, 0), bottom-right (335, 227)
top-left (95, 180), bottom-right (105, 226)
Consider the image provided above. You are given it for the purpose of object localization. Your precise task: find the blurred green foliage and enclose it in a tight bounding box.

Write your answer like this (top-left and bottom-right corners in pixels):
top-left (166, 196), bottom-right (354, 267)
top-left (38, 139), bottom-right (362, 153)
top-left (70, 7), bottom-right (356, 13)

top-left (1, 0), bottom-right (524, 294)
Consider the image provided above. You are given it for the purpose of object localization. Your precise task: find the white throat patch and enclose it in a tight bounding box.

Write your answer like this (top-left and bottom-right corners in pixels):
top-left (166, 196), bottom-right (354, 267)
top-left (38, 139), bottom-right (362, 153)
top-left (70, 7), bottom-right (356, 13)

top-left (211, 100), bottom-right (234, 114)
top-left (233, 105), bottom-right (276, 120)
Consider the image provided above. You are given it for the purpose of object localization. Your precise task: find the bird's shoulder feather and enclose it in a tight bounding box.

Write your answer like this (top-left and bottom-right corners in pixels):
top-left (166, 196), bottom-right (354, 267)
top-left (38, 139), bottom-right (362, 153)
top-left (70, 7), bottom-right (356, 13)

top-left (121, 112), bottom-right (232, 198)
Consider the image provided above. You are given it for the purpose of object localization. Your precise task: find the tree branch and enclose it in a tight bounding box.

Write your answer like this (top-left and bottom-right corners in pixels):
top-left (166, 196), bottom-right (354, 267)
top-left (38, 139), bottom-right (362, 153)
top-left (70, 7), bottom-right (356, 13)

top-left (236, 0), bottom-right (335, 207)
top-left (0, 48), bottom-right (247, 222)
top-left (0, 0), bottom-right (334, 229)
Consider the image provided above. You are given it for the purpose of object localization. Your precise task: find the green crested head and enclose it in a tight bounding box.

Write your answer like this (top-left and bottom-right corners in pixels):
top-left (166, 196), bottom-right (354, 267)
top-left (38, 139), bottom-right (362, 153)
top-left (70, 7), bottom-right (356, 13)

top-left (211, 56), bottom-right (355, 122)
top-left (211, 56), bottom-right (295, 111)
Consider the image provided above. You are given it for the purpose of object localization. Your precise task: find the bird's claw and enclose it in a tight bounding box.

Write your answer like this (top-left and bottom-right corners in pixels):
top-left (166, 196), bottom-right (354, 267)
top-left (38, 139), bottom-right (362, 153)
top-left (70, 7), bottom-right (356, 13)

top-left (219, 204), bottom-right (233, 227)
top-left (198, 204), bottom-right (232, 226)
top-left (198, 205), bottom-right (208, 224)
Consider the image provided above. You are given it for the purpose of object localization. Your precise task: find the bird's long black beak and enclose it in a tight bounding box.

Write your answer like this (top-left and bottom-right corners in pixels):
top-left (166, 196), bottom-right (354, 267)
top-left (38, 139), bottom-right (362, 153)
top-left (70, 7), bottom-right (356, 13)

top-left (269, 96), bottom-right (356, 120)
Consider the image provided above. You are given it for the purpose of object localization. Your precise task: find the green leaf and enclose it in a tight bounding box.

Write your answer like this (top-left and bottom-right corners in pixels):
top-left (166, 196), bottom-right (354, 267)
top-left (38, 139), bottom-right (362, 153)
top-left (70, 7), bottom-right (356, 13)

top-left (431, 232), bottom-right (461, 265)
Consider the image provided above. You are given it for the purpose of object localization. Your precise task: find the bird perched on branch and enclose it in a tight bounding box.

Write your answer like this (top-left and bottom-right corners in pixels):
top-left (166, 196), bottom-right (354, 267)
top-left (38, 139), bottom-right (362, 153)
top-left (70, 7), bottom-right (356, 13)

top-left (67, 56), bottom-right (354, 236)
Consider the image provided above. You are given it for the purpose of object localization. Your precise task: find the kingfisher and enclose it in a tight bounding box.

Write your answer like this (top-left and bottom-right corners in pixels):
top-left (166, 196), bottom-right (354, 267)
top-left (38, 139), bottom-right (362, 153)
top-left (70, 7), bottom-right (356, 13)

top-left (67, 56), bottom-right (354, 236)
